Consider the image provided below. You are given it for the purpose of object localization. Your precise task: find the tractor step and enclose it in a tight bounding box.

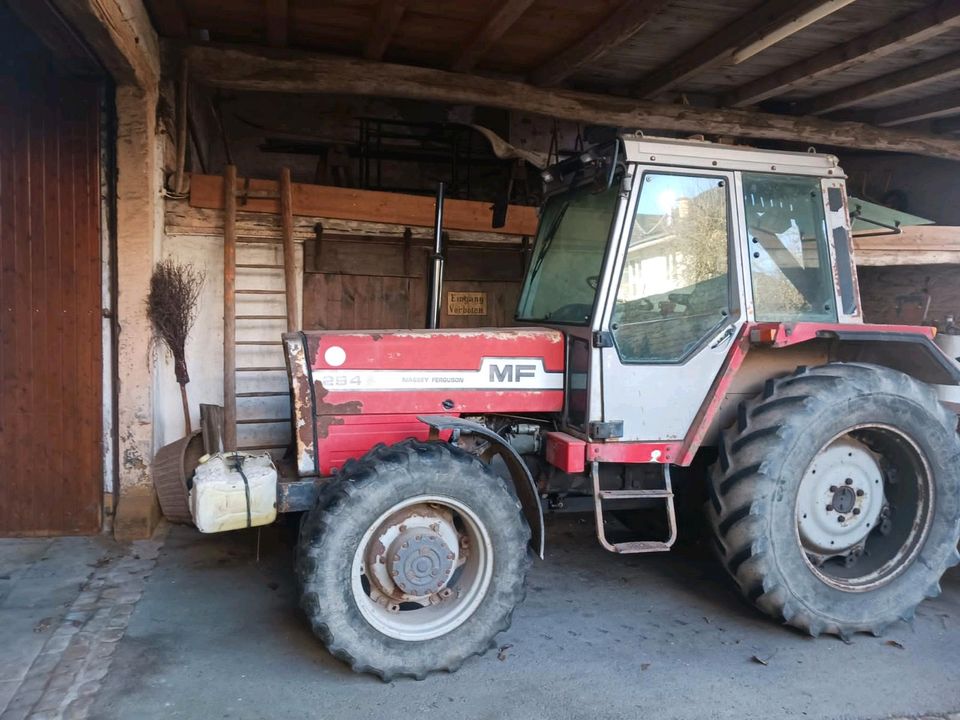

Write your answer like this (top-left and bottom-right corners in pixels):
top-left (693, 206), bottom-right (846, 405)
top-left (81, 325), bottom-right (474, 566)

top-left (592, 462), bottom-right (677, 554)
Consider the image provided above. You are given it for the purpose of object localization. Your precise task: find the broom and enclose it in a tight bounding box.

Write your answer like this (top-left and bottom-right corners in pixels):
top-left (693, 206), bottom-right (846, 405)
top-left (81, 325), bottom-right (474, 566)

top-left (147, 259), bottom-right (205, 434)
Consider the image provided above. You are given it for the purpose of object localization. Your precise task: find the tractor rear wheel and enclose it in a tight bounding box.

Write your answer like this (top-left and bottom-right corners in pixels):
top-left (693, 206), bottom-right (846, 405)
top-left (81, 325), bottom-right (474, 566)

top-left (708, 363), bottom-right (960, 638)
top-left (296, 439), bottom-right (531, 680)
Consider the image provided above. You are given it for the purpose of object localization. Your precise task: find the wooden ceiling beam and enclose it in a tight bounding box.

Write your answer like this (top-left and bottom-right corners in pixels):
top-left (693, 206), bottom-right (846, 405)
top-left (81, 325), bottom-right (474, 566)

top-left (363, 0), bottom-right (407, 61)
top-left (452, 0), bottom-right (535, 73)
top-left (799, 51), bottom-right (960, 116)
top-left (182, 42), bottom-right (960, 161)
top-left (727, 0), bottom-right (960, 108)
top-left (871, 90), bottom-right (960, 127)
top-left (634, 0), bottom-right (853, 98)
top-left (528, 0), bottom-right (669, 87)
top-left (264, 0), bottom-right (288, 48)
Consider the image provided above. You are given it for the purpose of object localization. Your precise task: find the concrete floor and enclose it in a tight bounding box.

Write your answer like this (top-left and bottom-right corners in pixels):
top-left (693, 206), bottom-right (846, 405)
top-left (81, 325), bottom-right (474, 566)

top-left (77, 515), bottom-right (959, 720)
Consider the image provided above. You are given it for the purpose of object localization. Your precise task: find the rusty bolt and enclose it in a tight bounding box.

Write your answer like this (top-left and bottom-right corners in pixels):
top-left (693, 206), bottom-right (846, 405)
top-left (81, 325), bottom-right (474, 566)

top-left (402, 542), bottom-right (409, 549)
top-left (431, 570), bottom-right (438, 577)
top-left (399, 524), bottom-right (407, 532)
top-left (415, 535), bottom-right (422, 541)
top-left (392, 569), bottom-right (399, 576)
top-left (447, 553), bottom-right (455, 560)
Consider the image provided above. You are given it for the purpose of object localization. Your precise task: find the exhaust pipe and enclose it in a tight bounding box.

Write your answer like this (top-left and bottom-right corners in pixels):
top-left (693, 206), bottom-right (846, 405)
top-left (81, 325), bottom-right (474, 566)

top-left (426, 182), bottom-right (445, 329)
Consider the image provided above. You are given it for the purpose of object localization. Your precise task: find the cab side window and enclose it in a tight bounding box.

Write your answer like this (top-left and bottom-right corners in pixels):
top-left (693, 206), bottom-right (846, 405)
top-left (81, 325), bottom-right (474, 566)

top-left (612, 173), bottom-right (732, 363)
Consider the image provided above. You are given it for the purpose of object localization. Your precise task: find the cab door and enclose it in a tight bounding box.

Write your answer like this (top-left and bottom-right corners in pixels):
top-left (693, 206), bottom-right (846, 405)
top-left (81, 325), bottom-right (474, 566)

top-left (597, 168), bottom-right (746, 443)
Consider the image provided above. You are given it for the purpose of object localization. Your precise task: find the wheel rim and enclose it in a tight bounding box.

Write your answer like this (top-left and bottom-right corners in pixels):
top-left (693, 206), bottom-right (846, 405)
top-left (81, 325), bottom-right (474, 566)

top-left (795, 424), bottom-right (934, 592)
top-left (351, 494), bottom-right (493, 641)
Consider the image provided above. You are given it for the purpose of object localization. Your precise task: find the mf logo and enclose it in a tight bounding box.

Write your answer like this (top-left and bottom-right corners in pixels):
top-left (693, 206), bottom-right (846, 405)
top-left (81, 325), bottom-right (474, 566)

top-left (489, 363), bottom-right (537, 383)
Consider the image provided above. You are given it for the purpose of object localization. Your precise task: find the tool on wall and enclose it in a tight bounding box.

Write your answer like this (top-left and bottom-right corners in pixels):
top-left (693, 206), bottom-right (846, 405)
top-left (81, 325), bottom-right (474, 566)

top-left (426, 181), bottom-right (446, 329)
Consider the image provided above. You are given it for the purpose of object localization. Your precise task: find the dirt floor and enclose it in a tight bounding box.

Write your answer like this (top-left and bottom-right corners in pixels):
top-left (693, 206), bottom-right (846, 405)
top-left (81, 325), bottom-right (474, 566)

top-left (2, 514), bottom-right (958, 720)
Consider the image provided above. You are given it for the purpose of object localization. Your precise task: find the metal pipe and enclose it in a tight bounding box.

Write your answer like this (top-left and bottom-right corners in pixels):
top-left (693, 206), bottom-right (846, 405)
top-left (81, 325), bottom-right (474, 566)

top-left (426, 181), bottom-right (445, 329)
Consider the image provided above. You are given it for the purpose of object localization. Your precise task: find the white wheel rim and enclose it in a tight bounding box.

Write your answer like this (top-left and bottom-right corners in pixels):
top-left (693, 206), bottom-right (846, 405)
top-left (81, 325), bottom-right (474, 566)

top-left (351, 494), bottom-right (493, 641)
top-left (795, 424), bottom-right (934, 592)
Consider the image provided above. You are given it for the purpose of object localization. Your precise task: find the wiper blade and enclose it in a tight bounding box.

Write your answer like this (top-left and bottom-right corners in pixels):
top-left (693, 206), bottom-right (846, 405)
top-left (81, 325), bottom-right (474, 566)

top-left (529, 200), bottom-right (570, 280)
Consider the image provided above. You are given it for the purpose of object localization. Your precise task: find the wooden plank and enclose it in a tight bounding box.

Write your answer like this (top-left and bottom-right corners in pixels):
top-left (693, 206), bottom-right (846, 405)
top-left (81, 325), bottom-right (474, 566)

top-left (279, 167), bottom-right (297, 330)
top-left (452, 0), bottom-right (535, 73)
top-left (364, 0), bottom-right (407, 61)
top-left (633, 0), bottom-right (854, 98)
top-left (871, 90), bottom-right (960, 127)
top-left (189, 173), bottom-right (539, 235)
top-left (726, 0), bottom-right (960, 108)
top-left (223, 165), bottom-right (237, 451)
top-left (800, 50), bottom-right (960, 116)
top-left (264, 0), bottom-right (288, 47)
top-left (529, 0), bottom-right (669, 87)
top-left (183, 42), bottom-right (960, 161)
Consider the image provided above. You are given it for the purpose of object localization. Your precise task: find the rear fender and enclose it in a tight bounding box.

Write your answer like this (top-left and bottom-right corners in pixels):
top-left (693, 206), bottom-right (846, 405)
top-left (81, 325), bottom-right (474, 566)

top-left (418, 415), bottom-right (545, 559)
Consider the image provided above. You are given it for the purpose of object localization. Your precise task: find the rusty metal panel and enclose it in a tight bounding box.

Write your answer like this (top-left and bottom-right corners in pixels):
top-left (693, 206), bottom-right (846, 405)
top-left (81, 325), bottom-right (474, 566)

top-left (0, 32), bottom-right (103, 535)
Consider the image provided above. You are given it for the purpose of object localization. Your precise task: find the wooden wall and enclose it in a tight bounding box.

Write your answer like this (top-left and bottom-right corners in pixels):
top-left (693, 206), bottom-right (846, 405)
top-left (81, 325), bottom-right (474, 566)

top-left (858, 264), bottom-right (960, 326)
top-left (0, 9), bottom-right (103, 535)
top-left (303, 232), bottom-right (527, 331)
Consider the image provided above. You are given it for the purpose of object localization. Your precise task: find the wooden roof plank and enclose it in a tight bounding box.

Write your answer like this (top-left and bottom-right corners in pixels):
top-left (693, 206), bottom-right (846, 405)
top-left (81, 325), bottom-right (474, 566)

top-left (264, 0), bottom-right (288, 48)
top-left (183, 42), bottom-right (960, 160)
top-left (800, 50), bottom-right (960, 115)
top-left (633, 0), bottom-right (854, 98)
top-left (363, 0), bottom-right (408, 61)
top-left (451, 0), bottom-right (536, 73)
top-left (727, 0), bottom-right (960, 108)
top-left (528, 0), bottom-right (671, 87)
top-left (872, 89), bottom-right (960, 126)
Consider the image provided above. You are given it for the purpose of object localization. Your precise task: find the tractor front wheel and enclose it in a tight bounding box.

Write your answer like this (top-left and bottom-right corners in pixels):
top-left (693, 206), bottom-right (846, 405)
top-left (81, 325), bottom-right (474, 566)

top-left (296, 439), bottom-right (531, 680)
top-left (708, 363), bottom-right (960, 638)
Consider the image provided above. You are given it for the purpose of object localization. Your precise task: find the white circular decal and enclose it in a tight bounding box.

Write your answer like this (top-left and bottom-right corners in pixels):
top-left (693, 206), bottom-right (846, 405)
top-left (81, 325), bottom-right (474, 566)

top-left (324, 345), bottom-right (346, 367)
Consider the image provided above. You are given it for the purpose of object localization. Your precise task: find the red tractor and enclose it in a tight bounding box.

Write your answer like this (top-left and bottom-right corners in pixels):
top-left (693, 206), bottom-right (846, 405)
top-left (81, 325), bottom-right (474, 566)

top-left (280, 136), bottom-right (960, 680)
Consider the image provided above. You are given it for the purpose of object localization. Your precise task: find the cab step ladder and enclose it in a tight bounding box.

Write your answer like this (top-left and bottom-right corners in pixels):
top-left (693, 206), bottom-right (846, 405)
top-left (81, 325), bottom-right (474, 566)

top-left (223, 165), bottom-right (299, 454)
top-left (591, 461), bottom-right (677, 553)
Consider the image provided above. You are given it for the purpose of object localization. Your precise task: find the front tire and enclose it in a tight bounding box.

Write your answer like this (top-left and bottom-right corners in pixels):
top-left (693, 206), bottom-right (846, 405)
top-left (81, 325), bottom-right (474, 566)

top-left (296, 439), bottom-right (531, 680)
top-left (708, 363), bottom-right (960, 638)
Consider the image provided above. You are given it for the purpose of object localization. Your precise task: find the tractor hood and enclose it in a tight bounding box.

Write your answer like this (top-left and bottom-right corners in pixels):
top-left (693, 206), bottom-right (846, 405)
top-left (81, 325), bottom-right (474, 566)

top-left (283, 328), bottom-right (566, 476)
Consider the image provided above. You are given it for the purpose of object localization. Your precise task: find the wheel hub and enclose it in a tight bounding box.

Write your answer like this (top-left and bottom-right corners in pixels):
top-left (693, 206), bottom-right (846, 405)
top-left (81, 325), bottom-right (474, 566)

top-left (797, 437), bottom-right (885, 556)
top-left (387, 529), bottom-right (456, 596)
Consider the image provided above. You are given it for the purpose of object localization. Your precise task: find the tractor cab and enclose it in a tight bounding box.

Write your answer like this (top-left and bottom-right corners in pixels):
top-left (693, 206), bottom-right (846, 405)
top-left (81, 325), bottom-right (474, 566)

top-left (516, 136), bottom-right (860, 448)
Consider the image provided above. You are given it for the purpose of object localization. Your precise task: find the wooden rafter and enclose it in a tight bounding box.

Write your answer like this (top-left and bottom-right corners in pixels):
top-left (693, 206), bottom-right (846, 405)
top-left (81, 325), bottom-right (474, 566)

top-left (364, 0), bottom-right (407, 61)
top-left (183, 42), bottom-right (960, 160)
top-left (529, 0), bottom-right (669, 87)
top-left (452, 0), bottom-right (535, 73)
top-left (871, 90), bottom-right (960, 127)
top-left (264, 0), bottom-right (288, 48)
top-left (727, 0), bottom-right (960, 108)
top-left (799, 51), bottom-right (960, 116)
top-left (634, 0), bottom-right (853, 98)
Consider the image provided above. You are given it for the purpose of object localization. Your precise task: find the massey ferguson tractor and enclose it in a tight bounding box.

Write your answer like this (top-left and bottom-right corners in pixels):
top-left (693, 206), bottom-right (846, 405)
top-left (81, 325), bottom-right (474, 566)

top-left (278, 135), bottom-right (960, 680)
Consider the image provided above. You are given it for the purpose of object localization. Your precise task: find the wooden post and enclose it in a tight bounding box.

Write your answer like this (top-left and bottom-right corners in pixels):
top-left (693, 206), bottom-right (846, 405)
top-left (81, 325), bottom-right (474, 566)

top-left (279, 167), bottom-right (298, 331)
top-left (174, 58), bottom-right (189, 194)
top-left (223, 165), bottom-right (237, 451)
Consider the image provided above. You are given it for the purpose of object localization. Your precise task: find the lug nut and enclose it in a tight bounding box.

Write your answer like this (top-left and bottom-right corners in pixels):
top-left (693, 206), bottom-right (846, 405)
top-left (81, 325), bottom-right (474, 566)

top-left (845, 478), bottom-right (853, 485)
top-left (830, 485), bottom-right (837, 492)
top-left (852, 508), bottom-right (861, 516)
top-left (838, 515), bottom-right (846, 523)
top-left (826, 504), bottom-right (834, 511)
top-left (856, 489), bottom-right (864, 497)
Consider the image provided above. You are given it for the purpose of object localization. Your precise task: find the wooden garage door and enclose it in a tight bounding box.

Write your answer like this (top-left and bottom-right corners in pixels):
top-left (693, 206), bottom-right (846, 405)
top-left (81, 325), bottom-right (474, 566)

top-left (0, 32), bottom-right (103, 534)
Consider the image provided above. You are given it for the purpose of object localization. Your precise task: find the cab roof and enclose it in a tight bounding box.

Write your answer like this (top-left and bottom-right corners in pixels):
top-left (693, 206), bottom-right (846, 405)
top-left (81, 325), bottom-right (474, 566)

top-left (621, 135), bottom-right (844, 178)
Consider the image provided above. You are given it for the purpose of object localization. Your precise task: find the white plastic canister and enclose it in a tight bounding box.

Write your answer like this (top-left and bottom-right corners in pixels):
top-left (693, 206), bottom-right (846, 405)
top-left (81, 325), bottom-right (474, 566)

top-left (190, 452), bottom-right (278, 533)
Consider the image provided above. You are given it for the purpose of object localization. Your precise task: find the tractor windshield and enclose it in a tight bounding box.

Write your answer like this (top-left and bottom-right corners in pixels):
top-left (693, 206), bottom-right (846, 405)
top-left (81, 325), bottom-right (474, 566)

top-left (516, 184), bottom-right (619, 325)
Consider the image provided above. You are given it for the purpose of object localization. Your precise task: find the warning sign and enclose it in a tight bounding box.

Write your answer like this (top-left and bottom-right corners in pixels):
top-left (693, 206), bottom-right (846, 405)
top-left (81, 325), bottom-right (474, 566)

top-left (447, 291), bottom-right (487, 316)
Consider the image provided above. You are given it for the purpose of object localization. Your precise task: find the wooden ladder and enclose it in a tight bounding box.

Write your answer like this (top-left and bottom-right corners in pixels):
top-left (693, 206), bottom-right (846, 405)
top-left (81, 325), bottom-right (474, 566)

top-left (223, 166), bottom-right (299, 454)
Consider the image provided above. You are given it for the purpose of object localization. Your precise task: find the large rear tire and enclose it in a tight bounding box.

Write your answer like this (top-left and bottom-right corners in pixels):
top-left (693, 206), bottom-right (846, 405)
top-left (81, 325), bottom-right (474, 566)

top-left (296, 439), bottom-right (531, 680)
top-left (708, 363), bottom-right (960, 638)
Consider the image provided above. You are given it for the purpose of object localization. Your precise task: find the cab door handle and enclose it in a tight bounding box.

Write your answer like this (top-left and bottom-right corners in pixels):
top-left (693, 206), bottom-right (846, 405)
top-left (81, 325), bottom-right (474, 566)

top-left (709, 325), bottom-right (736, 349)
